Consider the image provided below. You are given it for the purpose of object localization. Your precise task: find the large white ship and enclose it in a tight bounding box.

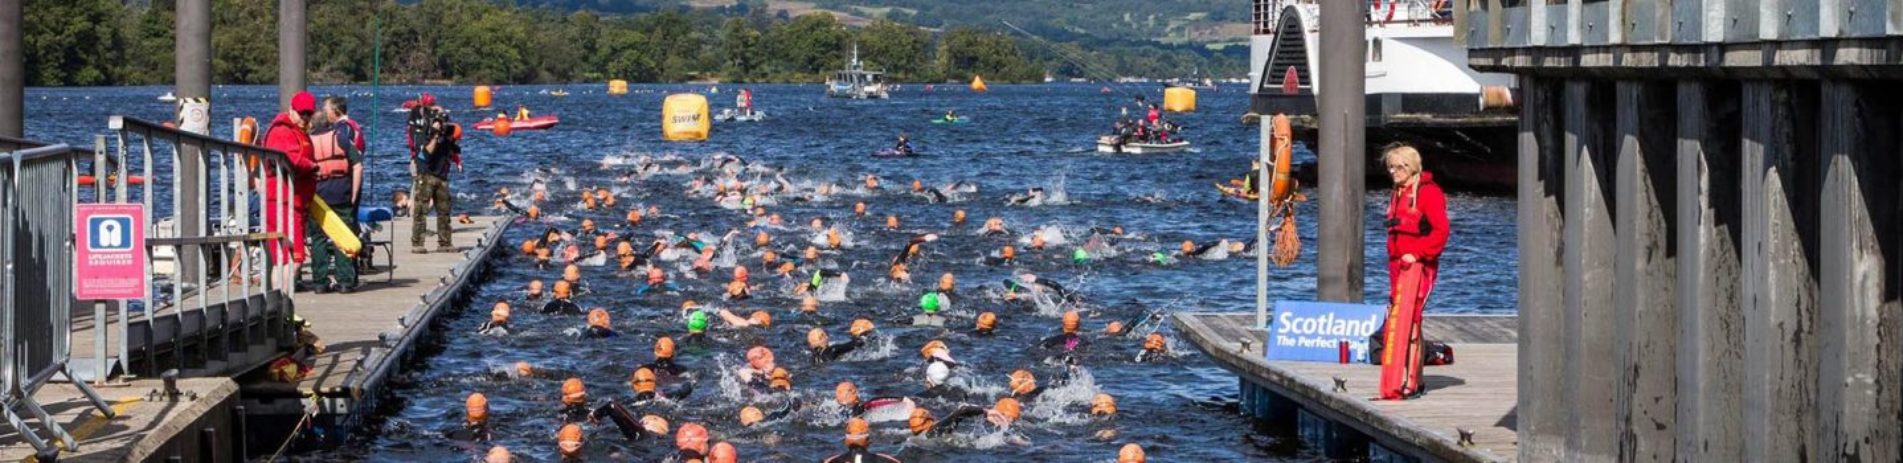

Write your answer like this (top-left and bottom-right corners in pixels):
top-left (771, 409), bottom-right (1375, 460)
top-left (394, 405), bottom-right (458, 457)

top-left (1248, 0), bottom-right (1518, 189)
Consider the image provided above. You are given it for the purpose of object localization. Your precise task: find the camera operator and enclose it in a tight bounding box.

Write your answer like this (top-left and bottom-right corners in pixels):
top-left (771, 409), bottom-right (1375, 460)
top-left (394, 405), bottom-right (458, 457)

top-left (408, 93), bottom-right (460, 253)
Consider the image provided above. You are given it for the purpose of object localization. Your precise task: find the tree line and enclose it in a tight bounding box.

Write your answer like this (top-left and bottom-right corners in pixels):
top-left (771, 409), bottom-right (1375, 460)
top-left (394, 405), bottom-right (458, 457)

top-left (21, 0), bottom-right (1242, 87)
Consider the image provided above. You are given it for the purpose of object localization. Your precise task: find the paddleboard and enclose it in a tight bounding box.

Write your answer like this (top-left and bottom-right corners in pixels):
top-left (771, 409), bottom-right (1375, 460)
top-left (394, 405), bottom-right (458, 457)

top-left (308, 197), bottom-right (363, 257)
top-left (930, 117), bottom-right (969, 124)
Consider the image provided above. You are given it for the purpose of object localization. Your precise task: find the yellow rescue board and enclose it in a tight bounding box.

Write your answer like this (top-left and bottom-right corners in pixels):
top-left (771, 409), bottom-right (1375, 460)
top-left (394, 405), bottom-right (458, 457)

top-left (308, 197), bottom-right (362, 257)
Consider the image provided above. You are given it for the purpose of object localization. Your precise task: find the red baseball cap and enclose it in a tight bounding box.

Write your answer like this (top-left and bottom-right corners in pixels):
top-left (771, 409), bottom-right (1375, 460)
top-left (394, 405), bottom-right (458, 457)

top-left (290, 91), bottom-right (316, 113)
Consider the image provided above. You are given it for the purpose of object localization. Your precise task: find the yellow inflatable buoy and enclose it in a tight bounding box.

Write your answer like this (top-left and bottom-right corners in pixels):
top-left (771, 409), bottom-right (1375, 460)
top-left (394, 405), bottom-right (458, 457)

top-left (1163, 87), bottom-right (1197, 112)
top-left (970, 75), bottom-right (988, 93)
top-left (474, 85), bottom-right (493, 108)
top-left (662, 93), bottom-right (710, 141)
top-left (608, 80), bottom-right (629, 96)
top-left (493, 115), bottom-right (513, 137)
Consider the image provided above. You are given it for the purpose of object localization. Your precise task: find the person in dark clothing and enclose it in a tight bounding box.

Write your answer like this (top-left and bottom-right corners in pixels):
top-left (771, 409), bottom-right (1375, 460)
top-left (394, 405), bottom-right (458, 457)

top-left (806, 327), bottom-right (865, 363)
top-left (307, 99), bottom-right (363, 292)
top-left (892, 133), bottom-right (914, 156)
top-left (541, 281), bottom-right (582, 315)
top-left (445, 392), bottom-right (492, 441)
top-left (409, 96), bottom-right (458, 254)
top-left (823, 418), bottom-right (902, 463)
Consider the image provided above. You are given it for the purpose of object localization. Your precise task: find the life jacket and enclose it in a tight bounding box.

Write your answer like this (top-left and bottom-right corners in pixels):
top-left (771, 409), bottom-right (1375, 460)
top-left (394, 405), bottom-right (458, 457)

top-left (311, 129), bottom-right (351, 181)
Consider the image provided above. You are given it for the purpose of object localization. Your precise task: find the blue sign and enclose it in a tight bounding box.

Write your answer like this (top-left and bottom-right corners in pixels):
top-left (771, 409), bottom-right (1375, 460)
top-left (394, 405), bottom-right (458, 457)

top-left (86, 215), bottom-right (135, 251)
top-left (1266, 301), bottom-right (1387, 363)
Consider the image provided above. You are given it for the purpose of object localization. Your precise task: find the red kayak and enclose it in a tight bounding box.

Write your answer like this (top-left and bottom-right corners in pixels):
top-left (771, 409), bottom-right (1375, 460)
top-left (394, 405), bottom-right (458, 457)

top-left (474, 115), bottom-right (560, 131)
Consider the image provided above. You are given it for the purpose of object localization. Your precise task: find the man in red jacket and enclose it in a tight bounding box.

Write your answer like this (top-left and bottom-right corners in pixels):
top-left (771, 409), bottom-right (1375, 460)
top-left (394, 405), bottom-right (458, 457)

top-left (261, 91), bottom-right (320, 272)
top-left (1377, 144), bottom-right (1449, 400)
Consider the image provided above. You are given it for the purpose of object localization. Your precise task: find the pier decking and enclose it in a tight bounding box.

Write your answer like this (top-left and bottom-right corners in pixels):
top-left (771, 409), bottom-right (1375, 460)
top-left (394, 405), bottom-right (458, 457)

top-left (1175, 312), bottom-right (1518, 462)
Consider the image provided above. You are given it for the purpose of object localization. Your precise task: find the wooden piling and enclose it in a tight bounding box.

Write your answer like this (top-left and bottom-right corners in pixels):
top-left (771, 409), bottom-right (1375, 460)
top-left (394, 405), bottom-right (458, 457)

top-left (1671, 81), bottom-right (1745, 462)
top-left (1611, 81), bottom-right (1677, 462)
top-left (1516, 77), bottom-right (1567, 463)
top-left (1561, 80), bottom-right (1617, 461)
top-left (1739, 80), bottom-right (1820, 463)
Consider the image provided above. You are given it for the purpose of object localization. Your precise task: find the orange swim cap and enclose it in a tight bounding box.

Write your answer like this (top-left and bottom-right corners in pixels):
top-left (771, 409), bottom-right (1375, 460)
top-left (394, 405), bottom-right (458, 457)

top-left (561, 377), bottom-right (587, 406)
top-left (655, 336), bottom-right (677, 359)
top-left (587, 308), bottom-right (612, 329)
top-left (804, 246), bottom-right (820, 260)
top-left (726, 280), bottom-right (749, 298)
top-left (647, 266), bottom-right (666, 284)
top-left (631, 367), bottom-right (657, 394)
top-left (993, 397), bottom-right (1022, 422)
top-left (557, 423), bottom-right (585, 457)
top-left (563, 264), bottom-right (582, 283)
top-left (465, 392), bottom-right (489, 424)
top-left (1144, 333), bottom-right (1167, 352)
top-left (768, 367), bottom-right (792, 390)
top-left (778, 261), bottom-right (797, 276)
top-left (827, 229), bottom-right (842, 249)
top-left (1091, 393), bottom-right (1118, 416)
top-left (535, 246), bottom-right (552, 262)
top-left (920, 340), bottom-right (948, 360)
top-left (582, 218), bottom-right (597, 232)
top-left (1062, 310), bottom-right (1081, 334)
top-left (800, 296), bottom-right (819, 313)
top-left (886, 215), bottom-right (899, 229)
top-left (526, 205), bottom-right (541, 220)
top-left (748, 310), bottom-right (771, 328)
top-left (761, 250), bottom-right (778, 265)
top-left (1002, 245), bottom-right (1016, 260)
top-left (708, 441), bottom-right (738, 463)
top-left (755, 231), bottom-right (770, 247)
top-left (1118, 443), bottom-right (1146, 463)
top-left (527, 279), bottom-right (544, 296)
top-left (593, 234), bottom-right (609, 250)
top-left (911, 179), bottom-right (923, 192)
top-left (745, 346), bottom-right (775, 371)
top-left (953, 209), bottom-right (966, 224)
top-left (889, 263), bottom-right (909, 281)
top-left (484, 445), bottom-right (511, 463)
top-left (641, 414), bottom-right (670, 435)
top-left (738, 406), bottom-right (765, 427)
top-left (908, 408), bottom-right (936, 435)
top-left (853, 202), bottom-right (867, 216)
top-left (807, 328), bottom-right (830, 350)
top-left (626, 209), bottom-right (643, 225)
top-left (514, 361), bottom-right (534, 377)
top-left (938, 273), bottom-right (956, 292)
top-left (617, 241), bottom-right (635, 256)
top-left (1180, 240), bottom-right (1195, 254)
top-left (834, 381), bottom-right (859, 406)
top-left (675, 422), bottom-right (709, 454)
top-left (1008, 369), bottom-right (1037, 395)
top-left (976, 312), bottom-right (998, 331)
top-left (519, 239), bottom-right (538, 256)
top-left (1105, 321), bottom-right (1125, 335)
top-left (553, 280), bottom-right (572, 299)
top-left (844, 417), bottom-right (871, 447)
top-left (849, 318), bottom-right (875, 337)
top-left (1031, 234), bottom-right (1046, 249)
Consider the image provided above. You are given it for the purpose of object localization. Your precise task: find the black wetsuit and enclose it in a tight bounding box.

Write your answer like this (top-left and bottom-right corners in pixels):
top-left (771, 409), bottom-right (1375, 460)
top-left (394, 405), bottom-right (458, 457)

top-left (823, 447), bottom-right (902, 463)
top-left (932, 406), bottom-right (992, 434)
top-left (641, 358), bottom-right (688, 377)
top-left (892, 235), bottom-right (931, 267)
top-left (1039, 332), bottom-right (1089, 352)
top-left (542, 298), bottom-right (582, 315)
top-left (443, 422), bottom-right (491, 442)
top-left (812, 337), bottom-right (865, 363)
top-left (477, 320), bottom-right (510, 335)
top-left (559, 403), bottom-right (591, 423)
top-left (582, 326), bottom-right (617, 339)
top-left (589, 402), bottom-right (664, 442)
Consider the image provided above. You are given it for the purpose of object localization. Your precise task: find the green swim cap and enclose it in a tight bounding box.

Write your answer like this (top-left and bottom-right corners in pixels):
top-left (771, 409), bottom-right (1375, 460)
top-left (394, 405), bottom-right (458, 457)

top-left (687, 310), bottom-right (709, 333)
top-left (920, 292), bottom-right (942, 313)
top-left (810, 270), bottom-right (824, 288)
top-left (1072, 249), bottom-right (1090, 263)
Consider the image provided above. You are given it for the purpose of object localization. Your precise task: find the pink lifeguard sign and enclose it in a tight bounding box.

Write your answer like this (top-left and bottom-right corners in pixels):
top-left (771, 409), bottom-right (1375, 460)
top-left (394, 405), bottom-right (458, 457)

top-left (74, 204), bottom-right (147, 300)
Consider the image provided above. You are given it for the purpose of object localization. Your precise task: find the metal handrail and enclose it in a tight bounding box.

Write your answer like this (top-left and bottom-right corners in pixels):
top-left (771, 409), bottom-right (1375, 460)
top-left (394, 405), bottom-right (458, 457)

top-left (109, 115), bottom-right (300, 379)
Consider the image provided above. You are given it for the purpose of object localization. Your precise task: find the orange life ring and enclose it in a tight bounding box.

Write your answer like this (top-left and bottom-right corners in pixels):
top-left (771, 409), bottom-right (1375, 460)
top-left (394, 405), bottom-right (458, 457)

top-left (1268, 114), bottom-right (1296, 203)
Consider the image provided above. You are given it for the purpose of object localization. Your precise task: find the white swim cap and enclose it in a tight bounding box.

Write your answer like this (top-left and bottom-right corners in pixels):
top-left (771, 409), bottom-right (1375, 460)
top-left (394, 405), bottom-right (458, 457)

top-left (925, 361), bottom-right (951, 387)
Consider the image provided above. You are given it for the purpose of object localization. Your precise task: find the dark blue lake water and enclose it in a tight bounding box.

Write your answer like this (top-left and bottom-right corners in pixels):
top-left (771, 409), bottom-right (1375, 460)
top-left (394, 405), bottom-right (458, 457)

top-left (24, 83), bottom-right (1516, 462)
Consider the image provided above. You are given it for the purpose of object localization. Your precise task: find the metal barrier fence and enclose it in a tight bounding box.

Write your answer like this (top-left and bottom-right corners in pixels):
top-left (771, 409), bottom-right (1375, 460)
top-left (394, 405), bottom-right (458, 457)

top-left (0, 142), bottom-right (113, 455)
top-left (107, 116), bottom-right (299, 378)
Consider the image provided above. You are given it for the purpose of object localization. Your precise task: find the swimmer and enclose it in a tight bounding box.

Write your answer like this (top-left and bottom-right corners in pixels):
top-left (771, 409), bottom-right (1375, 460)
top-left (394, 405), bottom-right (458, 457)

top-left (558, 377), bottom-right (590, 423)
top-left (1037, 311), bottom-right (1089, 353)
top-left (714, 308), bottom-right (772, 329)
top-left (891, 234), bottom-right (939, 267)
top-left (822, 418), bottom-right (901, 463)
top-left (1118, 443), bottom-right (1147, 462)
top-left (478, 301), bottom-right (511, 336)
top-left (805, 325), bottom-right (866, 363)
top-left (919, 340), bottom-right (959, 390)
top-left (588, 402), bottom-right (671, 443)
top-left (484, 446), bottom-right (510, 463)
top-left (937, 272), bottom-right (957, 295)
top-left (626, 366), bottom-right (694, 402)
top-left (525, 279), bottom-right (545, 300)
top-left (910, 291), bottom-right (948, 327)
top-left (636, 266), bottom-right (681, 295)
top-left (682, 303), bottom-right (712, 342)
top-left (888, 263), bottom-right (912, 284)
top-left (738, 402), bottom-right (800, 428)
top-left (577, 308), bottom-right (617, 338)
top-left (974, 311), bottom-right (999, 336)
top-left (675, 422), bottom-right (710, 462)
top-left (1137, 332), bottom-right (1169, 362)
top-left (708, 441), bottom-right (738, 463)
top-left (832, 380), bottom-right (916, 420)
top-left (556, 423), bottom-right (585, 460)
top-left (981, 217), bottom-right (1011, 237)
top-left (952, 209), bottom-right (967, 226)
top-left (736, 346), bottom-right (777, 388)
top-left (1007, 187), bottom-right (1046, 206)
top-left (445, 392), bottom-right (492, 441)
top-left (541, 280), bottom-right (582, 315)
top-left (641, 336), bottom-right (687, 376)
top-left (886, 215), bottom-right (900, 230)
top-left (800, 269), bottom-right (848, 294)
top-left (932, 397), bottom-right (1022, 433)
top-left (984, 245), bottom-right (1018, 266)
top-left (1006, 369), bottom-right (1045, 401)
top-left (768, 367), bottom-right (793, 391)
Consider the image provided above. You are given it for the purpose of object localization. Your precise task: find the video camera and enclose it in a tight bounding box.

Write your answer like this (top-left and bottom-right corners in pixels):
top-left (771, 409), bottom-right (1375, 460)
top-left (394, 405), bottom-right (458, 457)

top-left (407, 105), bottom-right (453, 151)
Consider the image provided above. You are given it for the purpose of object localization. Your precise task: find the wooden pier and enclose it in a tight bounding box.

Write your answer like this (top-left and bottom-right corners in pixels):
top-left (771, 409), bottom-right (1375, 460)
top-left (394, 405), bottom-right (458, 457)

top-left (1175, 312), bottom-right (1518, 462)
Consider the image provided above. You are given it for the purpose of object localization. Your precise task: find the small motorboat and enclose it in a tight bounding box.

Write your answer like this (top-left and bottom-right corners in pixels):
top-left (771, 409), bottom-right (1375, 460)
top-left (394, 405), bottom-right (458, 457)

top-left (873, 148), bottom-right (919, 158)
top-left (716, 109), bottom-right (765, 122)
top-left (475, 115), bottom-right (560, 131)
top-left (1096, 136), bottom-right (1191, 154)
top-left (549, 89), bottom-right (570, 97)
top-left (157, 92), bottom-right (178, 102)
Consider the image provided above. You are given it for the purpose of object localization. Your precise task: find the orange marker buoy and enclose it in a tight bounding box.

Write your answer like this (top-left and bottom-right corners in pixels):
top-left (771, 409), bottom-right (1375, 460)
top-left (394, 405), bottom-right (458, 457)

top-left (492, 115), bottom-right (512, 136)
top-left (473, 85), bottom-right (493, 108)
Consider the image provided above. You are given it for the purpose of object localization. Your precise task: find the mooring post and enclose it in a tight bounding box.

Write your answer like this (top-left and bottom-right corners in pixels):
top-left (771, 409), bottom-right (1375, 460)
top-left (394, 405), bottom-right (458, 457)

top-left (1560, 80), bottom-right (1615, 461)
top-left (1516, 77), bottom-right (1567, 463)
top-left (1611, 80), bottom-right (1677, 462)
top-left (0, 0), bottom-right (22, 138)
top-left (1672, 81), bottom-right (1745, 462)
top-left (1316, 0), bottom-right (1366, 303)
top-left (278, 0), bottom-right (307, 109)
top-left (176, 0), bottom-right (212, 279)
top-left (1814, 80), bottom-right (1901, 462)
top-left (1739, 80), bottom-right (1819, 463)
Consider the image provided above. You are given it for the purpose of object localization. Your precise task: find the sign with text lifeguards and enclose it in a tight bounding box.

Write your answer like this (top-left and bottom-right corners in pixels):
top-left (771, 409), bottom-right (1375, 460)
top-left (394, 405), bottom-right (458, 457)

top-left (75, 204), bottom-right (147, 300)
top-left (1266, 301), bottom-right (1385, 363)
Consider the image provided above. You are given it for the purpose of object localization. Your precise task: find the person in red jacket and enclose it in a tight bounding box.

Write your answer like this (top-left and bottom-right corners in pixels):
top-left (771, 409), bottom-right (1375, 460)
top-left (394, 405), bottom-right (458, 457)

top-left (261, 91), bottom-right (320, 271)
top-left (1377, 143), bottom-right (1449, 400)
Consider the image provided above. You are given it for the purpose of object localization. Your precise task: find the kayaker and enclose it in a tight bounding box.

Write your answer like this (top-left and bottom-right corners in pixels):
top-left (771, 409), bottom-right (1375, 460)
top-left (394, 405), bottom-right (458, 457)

top-left (892, 133), bottom-right (914, 156)
top-left (943, 109), bottom-right (958, 121)
top-left (515, 105), bottom-right (530, 121)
